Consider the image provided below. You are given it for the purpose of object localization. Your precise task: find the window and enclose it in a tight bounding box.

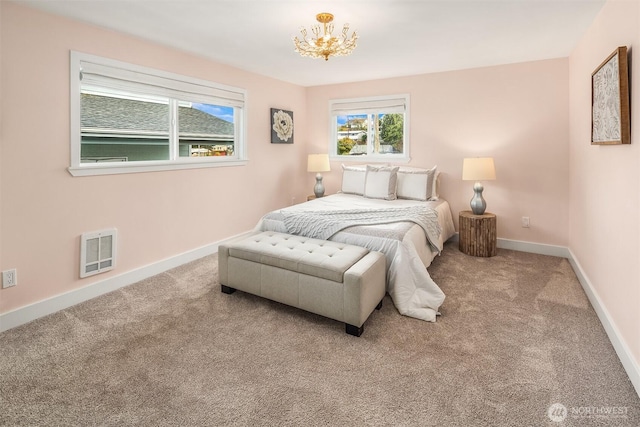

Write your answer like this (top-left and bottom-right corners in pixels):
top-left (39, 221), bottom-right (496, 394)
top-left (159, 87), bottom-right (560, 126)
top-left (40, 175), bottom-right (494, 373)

top-left (69, 52), bottom-right (247, 176)
top-left (329, 94), bottom-right (410, 162)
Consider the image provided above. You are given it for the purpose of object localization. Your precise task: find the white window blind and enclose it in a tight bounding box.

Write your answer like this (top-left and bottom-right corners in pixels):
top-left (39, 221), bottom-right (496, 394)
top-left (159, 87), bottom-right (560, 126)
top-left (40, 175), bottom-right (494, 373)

top-left (79, 60), bottom-right (245, 108)
top-left (330, 96), bottom-right (407, 116)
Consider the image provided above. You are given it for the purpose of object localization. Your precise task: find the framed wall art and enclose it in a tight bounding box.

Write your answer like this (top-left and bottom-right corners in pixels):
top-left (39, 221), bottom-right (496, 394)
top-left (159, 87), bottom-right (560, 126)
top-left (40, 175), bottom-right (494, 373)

top-left (270, 108), bottom-right (294, 144)
top-left (591, 46), bottom-right (630, 145)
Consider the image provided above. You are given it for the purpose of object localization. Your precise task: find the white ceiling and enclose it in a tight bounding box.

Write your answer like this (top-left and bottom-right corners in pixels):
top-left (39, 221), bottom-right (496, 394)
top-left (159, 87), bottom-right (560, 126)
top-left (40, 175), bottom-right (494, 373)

top-left (18, 0), bottom-right (606, 87)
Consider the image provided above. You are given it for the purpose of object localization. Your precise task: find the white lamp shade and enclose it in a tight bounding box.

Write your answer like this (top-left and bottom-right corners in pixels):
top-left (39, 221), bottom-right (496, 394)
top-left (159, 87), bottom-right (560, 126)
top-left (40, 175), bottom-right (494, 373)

top-left (307, 154), bottom-right (331, 173)
top-left (462, 157), bottom-right (496, 181)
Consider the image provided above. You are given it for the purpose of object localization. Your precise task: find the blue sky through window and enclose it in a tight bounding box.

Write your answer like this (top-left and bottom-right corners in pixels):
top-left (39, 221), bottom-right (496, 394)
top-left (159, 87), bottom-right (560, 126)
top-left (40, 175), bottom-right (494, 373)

top-left (337, 114), bottom-right (368, 126)
top-left (193, 103), bottom-right (234, 123)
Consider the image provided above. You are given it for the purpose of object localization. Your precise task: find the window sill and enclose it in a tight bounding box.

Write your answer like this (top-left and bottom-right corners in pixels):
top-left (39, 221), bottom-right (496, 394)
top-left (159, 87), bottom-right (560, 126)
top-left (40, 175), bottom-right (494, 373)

top-left (68, 158), bottom-right (248, 176)
top-left (330, 155), bottom-right (411, 164)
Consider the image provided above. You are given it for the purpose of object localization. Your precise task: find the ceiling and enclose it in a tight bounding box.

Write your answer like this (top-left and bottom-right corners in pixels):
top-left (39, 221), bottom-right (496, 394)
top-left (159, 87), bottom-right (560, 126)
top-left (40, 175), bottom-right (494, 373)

top-left (18, 0), bottom-right (606, 87)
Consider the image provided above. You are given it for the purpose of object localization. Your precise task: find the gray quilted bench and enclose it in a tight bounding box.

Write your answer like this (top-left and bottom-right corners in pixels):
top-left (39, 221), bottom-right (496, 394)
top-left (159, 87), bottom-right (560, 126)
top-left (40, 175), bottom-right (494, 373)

top-left (218, 231), bottom-right (386, 336)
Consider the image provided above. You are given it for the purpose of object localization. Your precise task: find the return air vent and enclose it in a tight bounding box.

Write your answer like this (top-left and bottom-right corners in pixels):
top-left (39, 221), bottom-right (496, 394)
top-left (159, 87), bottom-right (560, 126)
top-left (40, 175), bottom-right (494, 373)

top-left (80, 228), bottom-right (117, 278)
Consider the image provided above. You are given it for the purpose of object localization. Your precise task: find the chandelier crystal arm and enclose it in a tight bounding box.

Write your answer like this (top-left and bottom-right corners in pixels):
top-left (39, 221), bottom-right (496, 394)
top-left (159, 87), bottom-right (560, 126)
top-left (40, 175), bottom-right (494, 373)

top-left (311, 25), bottom-right (320, 39)
top-left (341, 24), bottom-right (350, 40)
top-left (326, 22), bottom-right (334, 37)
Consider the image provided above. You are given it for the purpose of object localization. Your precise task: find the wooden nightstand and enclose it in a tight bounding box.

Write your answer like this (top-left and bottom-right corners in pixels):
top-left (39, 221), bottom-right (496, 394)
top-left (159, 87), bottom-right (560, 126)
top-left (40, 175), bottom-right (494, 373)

top-left (459, 210), bottom-right (497, 257)
top-left (307, 195), bottom-right (327, 201)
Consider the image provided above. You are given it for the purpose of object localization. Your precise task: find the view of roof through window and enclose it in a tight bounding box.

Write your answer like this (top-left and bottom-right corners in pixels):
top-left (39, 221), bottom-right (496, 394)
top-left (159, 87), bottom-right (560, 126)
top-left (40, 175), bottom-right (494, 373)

top-left (80, 90), bottom-right (236, 163)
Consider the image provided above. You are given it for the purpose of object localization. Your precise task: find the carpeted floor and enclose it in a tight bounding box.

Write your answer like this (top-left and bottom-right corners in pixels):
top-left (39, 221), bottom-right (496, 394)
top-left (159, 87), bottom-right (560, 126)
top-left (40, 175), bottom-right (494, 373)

top-left (0, 242), bottom-right (638, 426)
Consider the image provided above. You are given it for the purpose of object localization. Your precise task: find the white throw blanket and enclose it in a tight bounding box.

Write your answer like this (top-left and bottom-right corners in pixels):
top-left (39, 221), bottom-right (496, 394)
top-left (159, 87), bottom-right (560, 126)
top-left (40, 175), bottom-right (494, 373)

top-left (282, 206), bottom-right (441, 254)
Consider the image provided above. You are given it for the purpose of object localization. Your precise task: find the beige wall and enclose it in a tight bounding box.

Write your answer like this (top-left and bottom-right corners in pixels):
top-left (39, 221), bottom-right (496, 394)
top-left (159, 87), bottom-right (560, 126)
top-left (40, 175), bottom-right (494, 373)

top-left (569, 0), bottom-right (640, 378)
top-left (0, 3), bottom-right (309, 313)
top-left (306, 59), bottom-right (570, 245)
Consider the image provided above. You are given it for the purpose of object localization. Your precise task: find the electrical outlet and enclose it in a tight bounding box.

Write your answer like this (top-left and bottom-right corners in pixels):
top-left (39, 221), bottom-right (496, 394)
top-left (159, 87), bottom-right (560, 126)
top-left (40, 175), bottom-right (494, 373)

top-left (2, 269), bottom-right (17, 288)
top-left (521, 217), bottom-right (530, 228)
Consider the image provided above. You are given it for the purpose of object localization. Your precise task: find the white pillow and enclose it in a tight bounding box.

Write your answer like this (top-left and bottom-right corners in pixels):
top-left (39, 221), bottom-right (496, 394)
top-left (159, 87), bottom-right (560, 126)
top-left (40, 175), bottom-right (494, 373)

top-left (431, 171), bottom-right (441, 201)
top-left (364, 165), bottom-right (399, 200)
top-left (397, 165), bottom-right (437, 201)
top-left (341, 164), bottom-right (367, 195)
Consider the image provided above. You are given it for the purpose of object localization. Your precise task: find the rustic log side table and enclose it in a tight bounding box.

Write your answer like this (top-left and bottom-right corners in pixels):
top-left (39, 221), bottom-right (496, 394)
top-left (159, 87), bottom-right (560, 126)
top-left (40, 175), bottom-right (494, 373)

top-left (459, 210), bottom-right (497, 257)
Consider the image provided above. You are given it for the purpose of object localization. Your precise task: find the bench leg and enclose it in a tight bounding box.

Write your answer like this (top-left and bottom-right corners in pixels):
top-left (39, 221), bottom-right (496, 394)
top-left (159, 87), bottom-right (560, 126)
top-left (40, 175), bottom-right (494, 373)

top-left (221, 285), bottom-right (236, 294)
top-left (375, 299), bottom-right (383, 310)
top-left (345, 323), bottom-right (363, 337)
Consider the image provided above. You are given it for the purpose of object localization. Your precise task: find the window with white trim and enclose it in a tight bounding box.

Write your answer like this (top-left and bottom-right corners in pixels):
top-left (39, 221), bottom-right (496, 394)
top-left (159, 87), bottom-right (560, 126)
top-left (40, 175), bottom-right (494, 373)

top-left (329, 94), bottom-right (409, 162)
top-left (69, 51), bottom-right (247, 176)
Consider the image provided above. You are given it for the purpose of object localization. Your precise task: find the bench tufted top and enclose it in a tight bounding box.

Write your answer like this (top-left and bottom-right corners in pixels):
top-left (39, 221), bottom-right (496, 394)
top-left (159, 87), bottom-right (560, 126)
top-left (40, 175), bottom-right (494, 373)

top-left (227, 231), bottom-right (369, 283)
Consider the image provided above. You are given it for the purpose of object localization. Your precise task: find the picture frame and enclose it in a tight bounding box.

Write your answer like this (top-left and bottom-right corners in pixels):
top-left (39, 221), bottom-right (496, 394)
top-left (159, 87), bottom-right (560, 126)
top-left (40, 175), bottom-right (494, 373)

top-left (270, 108), bottom-right (294, 144)
top-left (591, 46), bottom-right (630, 145)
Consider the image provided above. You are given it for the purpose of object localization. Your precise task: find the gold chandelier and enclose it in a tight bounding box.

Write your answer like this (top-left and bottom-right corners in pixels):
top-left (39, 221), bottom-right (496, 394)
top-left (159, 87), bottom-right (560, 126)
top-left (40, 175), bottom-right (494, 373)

top-left (293, 13), bottom-right (358, 61)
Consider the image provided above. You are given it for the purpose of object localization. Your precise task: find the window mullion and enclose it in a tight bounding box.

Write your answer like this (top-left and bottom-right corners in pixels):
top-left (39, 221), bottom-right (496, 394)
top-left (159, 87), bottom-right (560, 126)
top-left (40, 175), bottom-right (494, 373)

top-left (368, 114), bottom-right (375, 155)
top-left (169, 99), bottom-right (179, 160)
top-left (234, 108), bottom-right (242, 159)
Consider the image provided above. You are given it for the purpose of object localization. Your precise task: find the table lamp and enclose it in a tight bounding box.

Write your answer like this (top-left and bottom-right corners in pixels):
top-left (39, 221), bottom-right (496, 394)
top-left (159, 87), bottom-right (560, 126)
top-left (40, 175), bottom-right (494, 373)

top-left (462, 157), bottom-right (496, 215)
top-left (307, 154), bottom-right (331, 198)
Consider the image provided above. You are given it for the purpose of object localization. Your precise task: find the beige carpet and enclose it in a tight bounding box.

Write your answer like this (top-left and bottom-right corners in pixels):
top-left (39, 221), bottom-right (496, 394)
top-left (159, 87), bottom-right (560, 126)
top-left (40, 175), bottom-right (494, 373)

top-left (1, 242), bottom-right (638, 426)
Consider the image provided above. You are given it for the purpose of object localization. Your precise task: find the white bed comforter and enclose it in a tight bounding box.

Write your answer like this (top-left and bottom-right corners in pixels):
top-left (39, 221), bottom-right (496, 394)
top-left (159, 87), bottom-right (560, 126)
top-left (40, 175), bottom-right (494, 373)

top-left (255, 194), bottom-right (456, 322)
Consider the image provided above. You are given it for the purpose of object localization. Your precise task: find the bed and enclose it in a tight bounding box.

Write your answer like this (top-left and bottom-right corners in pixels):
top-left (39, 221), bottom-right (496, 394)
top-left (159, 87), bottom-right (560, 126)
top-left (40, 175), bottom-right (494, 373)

top-left (255, 164), bottom-right (456, 322)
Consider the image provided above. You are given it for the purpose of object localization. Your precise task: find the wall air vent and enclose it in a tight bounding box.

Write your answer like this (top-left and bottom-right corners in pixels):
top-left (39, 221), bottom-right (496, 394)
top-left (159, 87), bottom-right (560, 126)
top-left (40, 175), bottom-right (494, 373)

top-left (80, 228), bottom-right (117, 278)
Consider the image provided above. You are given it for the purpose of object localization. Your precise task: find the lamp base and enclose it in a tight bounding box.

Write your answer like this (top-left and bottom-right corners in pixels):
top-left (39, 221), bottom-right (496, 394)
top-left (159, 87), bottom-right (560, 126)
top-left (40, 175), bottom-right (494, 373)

top-left (470, 181), bottom-right (487, 215)
top-left (313, 173), bottom-right (325, 198)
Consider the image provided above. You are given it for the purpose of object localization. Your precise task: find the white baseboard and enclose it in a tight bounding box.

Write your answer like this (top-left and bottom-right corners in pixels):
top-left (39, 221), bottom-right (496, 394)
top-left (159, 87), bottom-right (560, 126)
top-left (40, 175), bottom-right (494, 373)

top-left (450, 233), bottom-right (571, 258)
top-left (497, 237), bottom-right (570, 258)
top-left (566, 249), bottom-right (640, 398)
top-left (0, 230), bottom-right (255, 333)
